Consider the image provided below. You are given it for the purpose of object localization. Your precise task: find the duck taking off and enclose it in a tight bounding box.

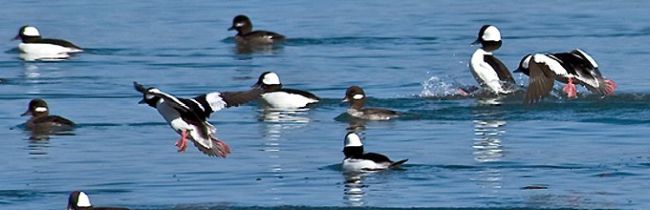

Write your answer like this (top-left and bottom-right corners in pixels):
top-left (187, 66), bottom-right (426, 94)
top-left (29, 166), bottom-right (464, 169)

top-left (134, 82), bottom-right (262, 157)
top-left (515, 49), bottom-right (617, 104)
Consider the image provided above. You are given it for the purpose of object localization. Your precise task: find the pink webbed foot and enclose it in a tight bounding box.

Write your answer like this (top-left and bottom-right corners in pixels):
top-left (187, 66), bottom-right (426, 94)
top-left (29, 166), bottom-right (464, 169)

top-left (175, 130), bottom-right (189, 152)
top-left (563, 78), bottom-right (577, 99)
top-left (455, 88), bottom-right (469, 97)
top-left (213, 139), bottom-right (231, 158)
top-left (604, 79), bottom-right (617, 95)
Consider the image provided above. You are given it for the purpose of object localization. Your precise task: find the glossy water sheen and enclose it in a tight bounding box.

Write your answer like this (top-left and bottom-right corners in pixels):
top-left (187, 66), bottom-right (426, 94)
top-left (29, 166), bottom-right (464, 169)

top-left (1, 1), bottom-right (650, 210)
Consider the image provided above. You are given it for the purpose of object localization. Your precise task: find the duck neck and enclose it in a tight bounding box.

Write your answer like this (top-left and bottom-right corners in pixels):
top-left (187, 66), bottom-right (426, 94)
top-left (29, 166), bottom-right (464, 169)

top-left (343, 146), bottom-right (363, 158)
top-left (349, 99), bottom-right (365, 109)
top-left (263, 84), bottom-right (282, 92)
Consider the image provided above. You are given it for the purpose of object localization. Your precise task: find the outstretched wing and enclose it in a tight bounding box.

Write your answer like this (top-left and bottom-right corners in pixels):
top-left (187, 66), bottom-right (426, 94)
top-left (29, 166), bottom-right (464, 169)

top-left (524, 58), bottom-right (557, 104)
top-left (220, 88), bottom-right (264, 109)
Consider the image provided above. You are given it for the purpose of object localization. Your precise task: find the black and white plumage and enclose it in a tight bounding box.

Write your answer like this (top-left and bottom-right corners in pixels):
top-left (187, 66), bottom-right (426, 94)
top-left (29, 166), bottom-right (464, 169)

top-left (228, 15), bottom-right (285, 46)
top-left (13, 25), bottom-right (82, 60)
top-left (469, 25), bottom-right (516, 95)
top-left (252, 71), bottom-right (319, 109)
top-left (515, 49), bottom-right (617, 104)
top-left (134, 82), bottom-right (263, 157)
top-left (342, 132), bottom-right (408, 172)
top-left (343, 86), bottom-right (398, 121)
top-left (66, 191), bottom-right (129, 210)
top-left (21, 98), bottom-right (75, 132)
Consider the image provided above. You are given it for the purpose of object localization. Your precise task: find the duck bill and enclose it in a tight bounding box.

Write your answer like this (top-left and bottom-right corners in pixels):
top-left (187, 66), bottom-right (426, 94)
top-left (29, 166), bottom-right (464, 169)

top-left (227, 26), bottom-right (235, 31)
top-left (138, 99), bottom-right (146, 104)
top-left (11, 34), bottom-right (20, 41)
top-left (250, 82), bottom-right (262, 88)
top-left (20, 109), bottom-right (31, 116)
top-left (514, 68), bottom-right (523, 73)
top-left (471, 39), bottom-right (480, 45)
top-left (341, 97), bottom-right (349, 103)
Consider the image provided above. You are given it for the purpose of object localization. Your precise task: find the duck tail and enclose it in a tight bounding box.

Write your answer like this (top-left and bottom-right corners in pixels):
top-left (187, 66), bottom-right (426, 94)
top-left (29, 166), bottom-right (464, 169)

top-left (389, 159), bottom-right (408, 169)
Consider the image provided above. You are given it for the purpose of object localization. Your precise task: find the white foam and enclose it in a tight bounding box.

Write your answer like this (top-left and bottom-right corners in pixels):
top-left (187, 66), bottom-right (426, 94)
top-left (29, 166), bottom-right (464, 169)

top-left (481, 25), bottom-right (501, 42)
top-left (418, 76), bottom-right (462, 97)
top-left (23, 26), bottom-right (40, 36)
top-left (344, 133), bottom-right (363, 147)
top-left (34, 107), bottom-right (48, 112)
top-left (352, 94), bottom-right (364, 100)
top-left (262, 72), bottom-right (281, 85)
top-left (76, 192), bottom-right (92, 207)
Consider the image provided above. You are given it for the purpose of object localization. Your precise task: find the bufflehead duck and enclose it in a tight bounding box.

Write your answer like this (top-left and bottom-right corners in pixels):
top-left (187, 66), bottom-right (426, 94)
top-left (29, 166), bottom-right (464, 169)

top-left (343, 86), bottom-right (398, 120)
top-left (13, 25), bottom-right (83, 60)
top-left (342, 132), bottom-right (408, 172)
top-left (134, 82), bottom-right (263, 157)
top-left (21, 98), bottom-right (75, 131)
top-left (469, 25), bottom-right (516, 94)
top-left (252, 71), bottom-right (319, 109)
top-left (228, 15), bottom-right (285, 45)
top-left (515, 49), bottom-right (617, 103)
top-left (66, 191), bottom-right (129, 210)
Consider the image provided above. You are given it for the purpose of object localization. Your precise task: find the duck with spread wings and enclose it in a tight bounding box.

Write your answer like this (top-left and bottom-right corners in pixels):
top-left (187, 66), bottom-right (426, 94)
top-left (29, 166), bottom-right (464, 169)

top-left (134, 82), bottom-right (262, 157)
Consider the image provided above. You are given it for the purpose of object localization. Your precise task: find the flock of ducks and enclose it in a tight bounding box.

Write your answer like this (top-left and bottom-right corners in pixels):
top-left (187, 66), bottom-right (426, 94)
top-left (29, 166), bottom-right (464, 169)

top-left (14, 15), bottom-right (618, 209)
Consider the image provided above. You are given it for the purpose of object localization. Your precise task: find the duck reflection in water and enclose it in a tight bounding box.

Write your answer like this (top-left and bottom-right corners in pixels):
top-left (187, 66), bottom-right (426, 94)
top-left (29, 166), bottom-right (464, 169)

top-left (342, 172), bottom-right (368, 207)
top-left (471, 106), bottom-right (506, 191)
top-left (258, 108), bottom-right (311, 152)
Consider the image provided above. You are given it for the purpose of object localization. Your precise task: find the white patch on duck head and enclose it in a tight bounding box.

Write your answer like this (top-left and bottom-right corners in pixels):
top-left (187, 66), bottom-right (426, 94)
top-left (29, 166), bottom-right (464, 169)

top-left (352, 94), bottom-right (364, 100)
top-left (76, 192), bottom-right (92, 207)
top-left (344, 133), bottom-right (363, 147)
top-left (235, 22), bottom-right (245, 27)
top-left (262, 72), bottom-right (281, 85)
top-left (34, 107), bottom-right (48, 112)
top-left (144, 88), bottom-right (161, 100)
top-left (22, 26), bottom-right (40, 36)
top-left (481, 25), bottom-right (501, 42)
top-left (575, 48), bottom-right (599, 68)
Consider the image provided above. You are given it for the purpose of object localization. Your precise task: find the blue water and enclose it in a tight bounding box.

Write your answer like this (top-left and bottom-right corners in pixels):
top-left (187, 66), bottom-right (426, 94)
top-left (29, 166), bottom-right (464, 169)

top-left (2, 1), bottom-right (650, 210)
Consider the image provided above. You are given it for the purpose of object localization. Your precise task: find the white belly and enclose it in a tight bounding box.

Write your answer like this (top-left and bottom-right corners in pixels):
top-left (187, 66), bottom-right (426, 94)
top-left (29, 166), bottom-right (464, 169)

top-left (156, 101), bottom-right (192, 132)
top-left (470, 49), bottom-right (508, 94)
top-left (342, 158), bottom-right (389, 172)
top-left (18, 43), bottom-right (81, 61)
top-left (156, 101), bottom-right (216, 149)
top-left (261, 92), bottom-right (318, 109)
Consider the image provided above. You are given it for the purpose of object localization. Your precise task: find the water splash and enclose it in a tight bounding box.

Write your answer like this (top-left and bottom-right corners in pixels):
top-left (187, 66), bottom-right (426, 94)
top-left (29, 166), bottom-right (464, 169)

top-left (419, 76), bottom-right (471, 98)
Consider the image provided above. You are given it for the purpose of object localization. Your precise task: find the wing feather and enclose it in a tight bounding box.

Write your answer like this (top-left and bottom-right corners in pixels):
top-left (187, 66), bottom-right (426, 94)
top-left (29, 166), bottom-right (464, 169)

top-left (220, 88), bottom-right (264, 108)
top-left (524, 58), bottom-right (557, 104)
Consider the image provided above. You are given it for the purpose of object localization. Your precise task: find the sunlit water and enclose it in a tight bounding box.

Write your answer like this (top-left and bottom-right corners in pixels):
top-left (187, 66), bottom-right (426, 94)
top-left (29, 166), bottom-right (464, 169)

top-left (1, 1), bottom-right (650, 210)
